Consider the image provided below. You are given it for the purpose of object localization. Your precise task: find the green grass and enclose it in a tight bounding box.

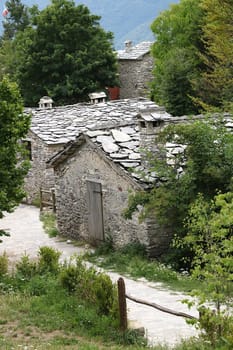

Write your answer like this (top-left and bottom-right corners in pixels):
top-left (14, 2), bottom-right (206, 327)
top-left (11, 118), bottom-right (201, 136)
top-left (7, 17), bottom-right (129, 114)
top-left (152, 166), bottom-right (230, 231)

top-left (0, 248), bottom-right (231, 350)
top-left (40, 212), bottom-right (59, 237)
top-left (84, 243), bottom-right (199, 293)
top-left (0, 250), bottom-right (149, 349)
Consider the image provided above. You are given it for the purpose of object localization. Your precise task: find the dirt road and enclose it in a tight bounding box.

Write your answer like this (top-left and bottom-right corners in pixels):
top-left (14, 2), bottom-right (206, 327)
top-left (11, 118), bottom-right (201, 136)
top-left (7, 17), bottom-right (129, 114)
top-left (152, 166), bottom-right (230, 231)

top-left (0, 204), bottom-right (198, 347)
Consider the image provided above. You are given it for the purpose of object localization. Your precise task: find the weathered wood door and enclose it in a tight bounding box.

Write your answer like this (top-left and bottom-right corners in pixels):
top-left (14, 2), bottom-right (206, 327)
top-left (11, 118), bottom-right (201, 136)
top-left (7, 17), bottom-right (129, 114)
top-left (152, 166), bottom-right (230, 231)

top-left (87, 180), bottom-right (104, 242)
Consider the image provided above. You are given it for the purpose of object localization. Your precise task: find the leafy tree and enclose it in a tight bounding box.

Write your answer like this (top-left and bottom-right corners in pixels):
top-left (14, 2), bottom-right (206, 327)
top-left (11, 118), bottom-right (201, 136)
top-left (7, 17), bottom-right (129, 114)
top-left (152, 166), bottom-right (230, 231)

top-left (0, 77), bottom-right (31, 237)
top-left (0, 40), bottom-right (16, 79)
top-left (194, 0), bottom-right (233, 111)
top-left (14, 0), bottom-right (118, 106)
top-left (0, 2), bottom-right (37, 81)
top-left (183, 192), bottom-right (233, 347)
top-left (1, 0), bottom-right (31, 41)
top-left (150, 0), bottom-right (204, 116)
top-left (124, 119), bottom-right (233, 268)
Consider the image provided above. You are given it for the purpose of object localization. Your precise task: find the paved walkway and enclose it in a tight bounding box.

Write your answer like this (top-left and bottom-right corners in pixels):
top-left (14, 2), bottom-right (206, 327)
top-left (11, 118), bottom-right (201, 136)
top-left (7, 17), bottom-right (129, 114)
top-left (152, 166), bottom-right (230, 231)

top-left (0, 204), bottom-right (198, 347)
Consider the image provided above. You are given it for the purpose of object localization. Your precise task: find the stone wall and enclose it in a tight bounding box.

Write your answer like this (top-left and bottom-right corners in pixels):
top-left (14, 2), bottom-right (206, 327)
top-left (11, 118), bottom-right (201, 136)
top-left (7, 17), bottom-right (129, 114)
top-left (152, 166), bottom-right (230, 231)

top-left (24, 131), bottom-right (62, 203)
top-left (118, 54), bottom-right (153, 99)
top-left (54, 142), bottom-right (171, 255)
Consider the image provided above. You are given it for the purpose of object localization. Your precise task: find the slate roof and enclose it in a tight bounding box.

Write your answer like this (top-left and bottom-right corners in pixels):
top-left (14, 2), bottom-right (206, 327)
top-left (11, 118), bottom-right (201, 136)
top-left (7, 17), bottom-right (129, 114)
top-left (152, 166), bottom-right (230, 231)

top-left (117, 41), bottom-right (153, 60)
top-left (47, 110), bottom-right (233, 186)
top-left (47, 124), bottom-right (152, 186)
top-left (47, 122), bottom-right (176, 187)
top-left (26, 98), bottom-right (160, 145)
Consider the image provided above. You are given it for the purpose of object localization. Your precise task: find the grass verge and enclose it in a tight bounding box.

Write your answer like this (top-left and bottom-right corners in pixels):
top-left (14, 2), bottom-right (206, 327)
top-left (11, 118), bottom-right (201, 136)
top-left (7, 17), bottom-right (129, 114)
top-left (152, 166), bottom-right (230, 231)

top-left (40, 212), bottom-right (59, 237)
top-left (84, 242), bottom-right (200, 293)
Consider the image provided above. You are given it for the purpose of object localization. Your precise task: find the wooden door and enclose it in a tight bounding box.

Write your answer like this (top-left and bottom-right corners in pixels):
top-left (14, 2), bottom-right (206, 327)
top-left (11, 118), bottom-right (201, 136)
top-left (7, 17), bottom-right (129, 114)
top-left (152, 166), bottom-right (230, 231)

top-left (87, 180), bottom-right (104, 242)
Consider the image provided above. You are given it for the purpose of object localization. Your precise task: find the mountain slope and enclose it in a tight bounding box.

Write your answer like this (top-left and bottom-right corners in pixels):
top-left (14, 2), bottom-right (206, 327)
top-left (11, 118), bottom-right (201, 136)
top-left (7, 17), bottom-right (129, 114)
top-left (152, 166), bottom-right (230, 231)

top-left (2, 0), bottom-right (179, 48)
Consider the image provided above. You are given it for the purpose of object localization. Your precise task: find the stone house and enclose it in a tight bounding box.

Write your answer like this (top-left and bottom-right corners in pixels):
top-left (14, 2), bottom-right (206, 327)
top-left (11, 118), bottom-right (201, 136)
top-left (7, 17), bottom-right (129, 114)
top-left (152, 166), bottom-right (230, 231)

top-left (117, 41), bottom-right (154, 99)
top-left (47, 105), bottom-right (177, 256)
top-left (24, 93), bottom-right (233, 254)
top-left (23, 97), bottom-right (159, 203)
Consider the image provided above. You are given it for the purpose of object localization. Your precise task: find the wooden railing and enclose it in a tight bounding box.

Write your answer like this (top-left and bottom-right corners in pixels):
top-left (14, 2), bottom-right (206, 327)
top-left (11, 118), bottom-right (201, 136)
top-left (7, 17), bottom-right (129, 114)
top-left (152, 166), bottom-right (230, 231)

top-left (39, 188), bottom-right (56, 213)
top-left (117, 277), bottom-right (196, 331)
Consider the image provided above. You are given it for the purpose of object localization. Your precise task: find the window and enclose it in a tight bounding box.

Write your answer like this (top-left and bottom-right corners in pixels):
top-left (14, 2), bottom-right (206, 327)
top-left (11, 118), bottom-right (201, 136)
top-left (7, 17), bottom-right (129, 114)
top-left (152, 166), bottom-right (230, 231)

top-left (22, 140), bottom-right (32, 160)
top-left (140, 121), bottom-right (146, 128)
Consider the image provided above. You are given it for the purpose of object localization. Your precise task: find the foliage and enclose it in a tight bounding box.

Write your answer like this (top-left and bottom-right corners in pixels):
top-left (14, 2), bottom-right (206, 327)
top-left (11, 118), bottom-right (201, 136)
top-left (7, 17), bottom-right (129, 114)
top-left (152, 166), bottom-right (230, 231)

top-left (0, 77), bottom-right (31, 237)
top-left (93, 233), bottom-right (115, 255)
top-left (124, 119), bottom-right (233, 268)
top-left (0, 1), bottom-right (38, 80)
top-left (1, 0), bottom-right (118, 106)
top-left (150, 0), bottom-right (204, 115)
top-left (40, 212), bottom-right (59, 237)
top-left (150, 0), bottom-right (233, 115)
top-left (37, 246), bottom-right (61, 274)
top-left (0, 248), bottom-right (231, 349)
top-left (86, 243), bottom-right (199, 293)
top-left (60, 256), bottom-right (117, 316)
top-left (182, 192), bottom-right (233, 348)
top-left (194, 0), bottom-right (233, 111)
top-left (1, 0), bottom-right (32, 41)
top-left (15, 254), bottom-right (37, 280)
top-left (0, 252), bottom-right (8, 276)
top-left (0, 249), bottom-right (146, 348)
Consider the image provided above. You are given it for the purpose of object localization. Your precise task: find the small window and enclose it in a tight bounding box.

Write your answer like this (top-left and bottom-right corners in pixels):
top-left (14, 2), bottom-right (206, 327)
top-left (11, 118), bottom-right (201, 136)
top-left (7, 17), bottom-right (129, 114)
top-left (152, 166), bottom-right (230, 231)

top-left (140, 121), bottom-right (146, 128)
top-left (152, 120), bottom-right (164, 128)
top-left (22, 140), bottom-right (32, 160)
top-left (152, 121), bottom-right (159, 127)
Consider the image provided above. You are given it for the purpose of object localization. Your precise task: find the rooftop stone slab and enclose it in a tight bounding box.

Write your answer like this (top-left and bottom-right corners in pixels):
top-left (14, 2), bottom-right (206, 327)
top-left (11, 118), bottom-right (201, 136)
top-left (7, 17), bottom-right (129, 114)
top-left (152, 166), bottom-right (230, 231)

top-left (117, 41), bottom-right (153, 60)
top-left (25, 98), bottom-right (159, 145)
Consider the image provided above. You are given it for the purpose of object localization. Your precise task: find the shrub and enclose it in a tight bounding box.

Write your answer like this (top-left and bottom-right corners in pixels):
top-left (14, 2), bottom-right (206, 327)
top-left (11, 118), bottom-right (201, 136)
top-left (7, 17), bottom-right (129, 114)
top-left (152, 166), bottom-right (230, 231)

top-left (40, 212), bottom-right (59, 237)
top-left (60, 257), bottom-right (118, 316)
top-left (38, 246), bottom-right (61, 274)
top-left (60, 263), bottom-right (83, 293)
top-left (15, 254), bottom-right (37, 280)
top-left (25, 275), bottom-right (49, 296)
top-left (94, 234), bottom-right (114, 255)
top-left (0, 252), bottom-right (8, 276)
top-left (93, 272), bottom-right (115, 315)
top-left (119, 242), bottom-right (147, 258)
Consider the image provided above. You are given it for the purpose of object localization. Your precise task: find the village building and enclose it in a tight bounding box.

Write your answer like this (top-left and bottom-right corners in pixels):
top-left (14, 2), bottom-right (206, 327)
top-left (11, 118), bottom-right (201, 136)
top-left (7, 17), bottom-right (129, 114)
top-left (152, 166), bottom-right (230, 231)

top-left (24, 93), bottom-right (232, 255)
top-left (23, 97), bottom-right (159, 203)
top-left (47, 105), bottom-right (176, 257)
top-left (117, 41), bottom-right (154, 99)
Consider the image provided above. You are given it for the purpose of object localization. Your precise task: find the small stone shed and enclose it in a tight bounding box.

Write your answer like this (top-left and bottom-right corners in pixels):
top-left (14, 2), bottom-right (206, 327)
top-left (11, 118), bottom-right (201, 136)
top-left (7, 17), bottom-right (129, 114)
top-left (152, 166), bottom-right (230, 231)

top-left (47, 106), bottom-right (176, 256)
top-left (117, 41), bottom-right (154, 99)
top-left (24, 98), bottom-right (159, 203)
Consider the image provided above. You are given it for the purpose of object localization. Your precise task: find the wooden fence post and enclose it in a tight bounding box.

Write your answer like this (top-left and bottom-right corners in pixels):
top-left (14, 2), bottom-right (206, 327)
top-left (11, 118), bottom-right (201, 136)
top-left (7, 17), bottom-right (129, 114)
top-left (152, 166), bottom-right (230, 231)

top-left (117, 277), bottom-right (127, 331)
top-left (52, 189), bottom-right (56, 213)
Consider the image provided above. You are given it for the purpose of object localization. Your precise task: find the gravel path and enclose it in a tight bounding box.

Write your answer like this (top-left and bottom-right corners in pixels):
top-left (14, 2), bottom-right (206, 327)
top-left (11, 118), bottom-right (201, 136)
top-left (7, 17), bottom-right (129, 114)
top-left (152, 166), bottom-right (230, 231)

top-left (0, 204), bottom-right (198, 347)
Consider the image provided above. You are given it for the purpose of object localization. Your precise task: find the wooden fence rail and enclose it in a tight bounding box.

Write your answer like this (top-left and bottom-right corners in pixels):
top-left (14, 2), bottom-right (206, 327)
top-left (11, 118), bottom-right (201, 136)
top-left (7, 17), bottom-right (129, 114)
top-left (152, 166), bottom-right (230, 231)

top-left (40, 188), bottom-right (56, 213)
top-left (117, 277), bottom-right (196, 332)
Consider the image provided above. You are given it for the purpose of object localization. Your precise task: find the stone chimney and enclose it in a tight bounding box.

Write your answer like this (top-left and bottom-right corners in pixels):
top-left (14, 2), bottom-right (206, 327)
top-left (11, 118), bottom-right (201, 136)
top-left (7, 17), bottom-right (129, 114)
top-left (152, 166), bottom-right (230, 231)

top-left (89, 92), bottom-right (107, 104)
top-left (137, 105), bottom-right (172, 158)
top-left (39, 96), bottom-right (54, 109)
top-left (124, 40), bottom-right (133, 52)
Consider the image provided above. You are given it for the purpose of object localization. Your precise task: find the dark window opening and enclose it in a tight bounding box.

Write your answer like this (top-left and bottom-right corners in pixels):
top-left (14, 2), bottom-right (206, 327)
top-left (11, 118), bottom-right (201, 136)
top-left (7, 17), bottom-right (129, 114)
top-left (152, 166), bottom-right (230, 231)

top-left (152, 120), bottom-right (163, 128)
top-left (140, 121), bottom-right (146, 128)
top-left (22, 140), bottom-right (32, 160)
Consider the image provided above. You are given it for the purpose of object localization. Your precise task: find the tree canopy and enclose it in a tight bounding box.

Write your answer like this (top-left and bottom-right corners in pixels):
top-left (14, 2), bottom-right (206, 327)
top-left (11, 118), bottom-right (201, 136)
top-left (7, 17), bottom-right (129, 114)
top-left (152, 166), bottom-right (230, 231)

top-left (196, 0), bottom-right (233, 110)
top-left (125, 119), bottom-right (233, 268)
top-left (0, 0), bottom-right (118, 106)
top-left (150, 0), bottom-right (204, 116)
top-left (1, 0), bottom-right (31, 41)
top-left (150, 0), bottom-right (233, 115)
top-left (0, 77), bottom-right (30, 223)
